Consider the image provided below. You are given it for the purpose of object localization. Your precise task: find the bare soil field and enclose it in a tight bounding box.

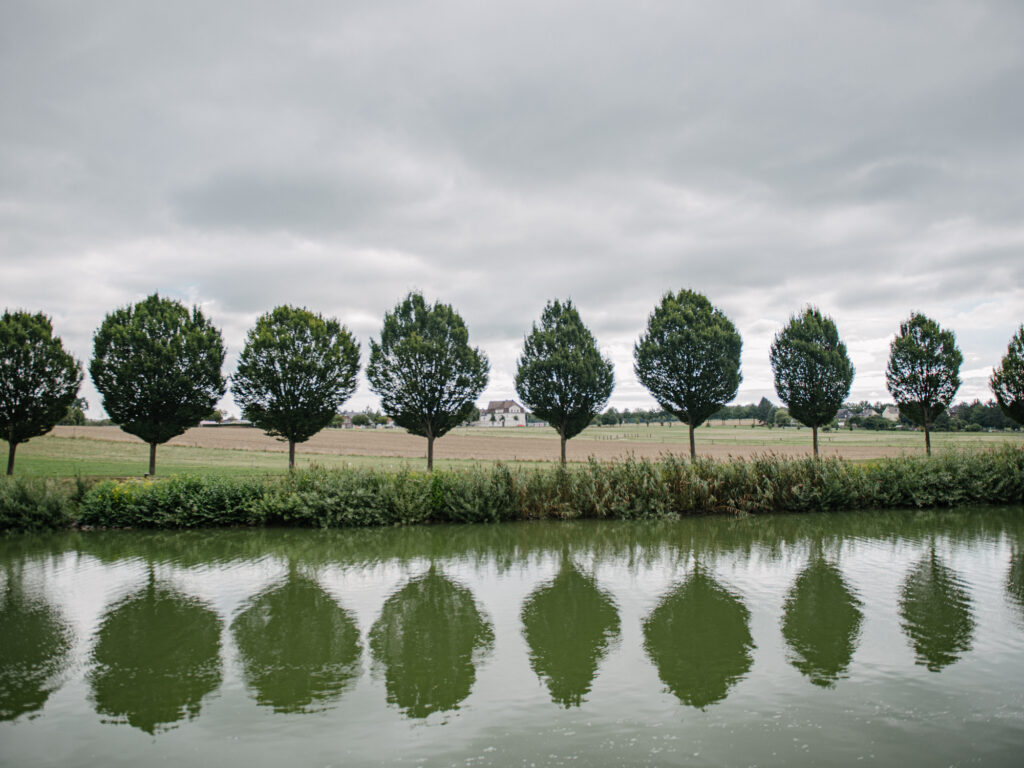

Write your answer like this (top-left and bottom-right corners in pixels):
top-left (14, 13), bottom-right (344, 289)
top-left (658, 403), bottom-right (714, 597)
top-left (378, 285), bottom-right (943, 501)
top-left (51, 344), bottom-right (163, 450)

top-left (48, 424), bottom-right (972, 462)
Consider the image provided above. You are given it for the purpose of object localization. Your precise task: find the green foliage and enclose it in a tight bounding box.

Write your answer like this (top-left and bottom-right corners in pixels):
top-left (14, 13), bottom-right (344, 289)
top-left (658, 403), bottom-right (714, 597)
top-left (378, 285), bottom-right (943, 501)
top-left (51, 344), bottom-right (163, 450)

top-left (5, 447), bottom-right (1022, 533)
top-left (0, 311), bottom-right (83, 474)
top-left (990, 325), bottom-right (1024, 426)
top-left (89, 294), bottom-right (226, 472)
top-left (515, 300), bottom-right (614, 460)
top-left (886, 313), bottom-right (962, 434)
top-left (634, 289), bottom-right (742, 432)
top-left (0, 477), bottom-right (76, 532)
top-left (256, 467), bottom-right (431, 528)
top-left (78, 476), bottom-right (264, 528)
top-left (770, 307), bottom-right (854, 431)
top-left (58, 397), bottom-right (89, 426)
top-left (232, 306), bottom-right (360, 465)
top-left (860, 414), bottom-right (894, 431)
top-left (367, 293), bottom-right (488, 469)
top-left (946, 400), bottom-right (1017, 431)
top-left (756, 397), bottom-right (777, 425)
top-left (431, 464), bottom-right (519, 523)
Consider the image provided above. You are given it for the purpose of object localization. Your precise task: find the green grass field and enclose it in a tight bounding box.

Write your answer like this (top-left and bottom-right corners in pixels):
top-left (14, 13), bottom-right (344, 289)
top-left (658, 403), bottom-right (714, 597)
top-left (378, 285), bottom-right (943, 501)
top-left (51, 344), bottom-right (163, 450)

top-left (6, 434), bottom-right (554, 478)
top-left (5, 422), bottom-right (1022, 479)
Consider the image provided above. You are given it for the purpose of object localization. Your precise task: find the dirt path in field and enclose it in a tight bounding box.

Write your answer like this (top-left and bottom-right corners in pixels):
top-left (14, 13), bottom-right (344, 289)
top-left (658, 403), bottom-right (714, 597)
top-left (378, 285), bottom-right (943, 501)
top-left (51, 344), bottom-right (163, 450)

top-left (51, 425), bottom-right (916, 462)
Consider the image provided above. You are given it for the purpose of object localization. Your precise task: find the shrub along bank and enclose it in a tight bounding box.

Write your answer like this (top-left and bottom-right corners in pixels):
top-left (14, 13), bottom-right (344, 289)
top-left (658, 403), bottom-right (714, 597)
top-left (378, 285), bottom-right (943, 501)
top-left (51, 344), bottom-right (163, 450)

top-left (2, 446), bottom-right (1022, 533)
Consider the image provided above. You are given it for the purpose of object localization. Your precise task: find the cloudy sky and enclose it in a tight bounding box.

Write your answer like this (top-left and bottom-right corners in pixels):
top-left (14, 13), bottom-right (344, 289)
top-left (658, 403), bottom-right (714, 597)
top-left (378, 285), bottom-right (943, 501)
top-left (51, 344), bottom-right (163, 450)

top-left (2, 0), bottom-right (1022, 418)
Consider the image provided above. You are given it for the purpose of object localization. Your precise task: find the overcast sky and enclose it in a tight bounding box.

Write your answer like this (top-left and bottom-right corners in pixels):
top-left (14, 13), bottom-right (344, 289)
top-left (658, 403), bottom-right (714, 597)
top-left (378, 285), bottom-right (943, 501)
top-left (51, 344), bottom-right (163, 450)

top-left (2, 0), bottom-right (1022, 418)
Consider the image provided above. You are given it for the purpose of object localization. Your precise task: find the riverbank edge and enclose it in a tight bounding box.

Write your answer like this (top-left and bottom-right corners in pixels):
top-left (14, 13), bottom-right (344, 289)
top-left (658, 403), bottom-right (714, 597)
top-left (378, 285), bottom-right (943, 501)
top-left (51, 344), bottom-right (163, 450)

top-left (2, 446), bottom-right (1022, 533)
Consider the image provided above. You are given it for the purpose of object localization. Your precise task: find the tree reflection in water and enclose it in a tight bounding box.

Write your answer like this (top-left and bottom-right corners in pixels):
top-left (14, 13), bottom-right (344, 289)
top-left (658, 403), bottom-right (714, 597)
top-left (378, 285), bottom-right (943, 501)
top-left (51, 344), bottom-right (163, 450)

top-left (521, 556), bottom-right (620, 707)
top-left (1007, 548), bottom-right (1024, 620)
top-left (89, 574), bottom-right (222, 734)
top-left (781, 557), bottom-right (863, 687)
top-left (232, 572), bottom-right (361, 713)
top-left (369, 566), bottom-right (493, 719)
top-left (0, 566), bottom-right (73, 721)
top-left (899, 550), bottom-right (974, 672)
top-left (643, 567), bottom-right (754, 709)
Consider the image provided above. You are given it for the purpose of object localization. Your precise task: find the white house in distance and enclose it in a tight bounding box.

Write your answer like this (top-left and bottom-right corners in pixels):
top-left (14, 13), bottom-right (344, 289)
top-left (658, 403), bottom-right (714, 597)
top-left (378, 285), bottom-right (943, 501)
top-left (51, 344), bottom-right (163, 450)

top-left (479, 399), bottom-right (527, 427)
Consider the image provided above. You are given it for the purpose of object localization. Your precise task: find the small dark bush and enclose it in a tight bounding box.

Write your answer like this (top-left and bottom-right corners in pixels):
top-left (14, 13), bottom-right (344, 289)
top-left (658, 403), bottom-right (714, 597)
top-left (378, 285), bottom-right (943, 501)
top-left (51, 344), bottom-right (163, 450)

top-left (0, 477), bottom-right (76, 533)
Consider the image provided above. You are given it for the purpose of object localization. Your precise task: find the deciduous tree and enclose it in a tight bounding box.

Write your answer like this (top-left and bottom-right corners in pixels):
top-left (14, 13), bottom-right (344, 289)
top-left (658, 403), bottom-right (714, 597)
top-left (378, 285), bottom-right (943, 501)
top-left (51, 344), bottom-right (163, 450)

top-left (755, 397), bottom-right (777, 426)
top-left (634, 290), bottom-right (742, 460)
top-left (90, 294), bottom-right (226, 475)
top-left (770, 307), bottom-right (854, 457)
top-left (990, 325), bottom-right (1024, 426)
top-left (367, 292), bottom-right (488, 470)
top-left (232, 306), bottom-right (360, 469)
top-left (515, 300), bottom-right (614, 464)
top-left (886, 313), bottom-right (962, 455)
top-left (0, 310), bottom-right (82, 475)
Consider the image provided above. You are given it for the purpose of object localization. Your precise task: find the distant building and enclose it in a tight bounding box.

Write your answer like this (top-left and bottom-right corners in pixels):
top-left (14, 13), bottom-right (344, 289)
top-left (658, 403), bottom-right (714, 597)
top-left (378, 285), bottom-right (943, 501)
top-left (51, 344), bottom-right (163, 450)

top-left (479, 399), bottom-right (527, 427)
top-left (882, 405), bottom-right (900, 421)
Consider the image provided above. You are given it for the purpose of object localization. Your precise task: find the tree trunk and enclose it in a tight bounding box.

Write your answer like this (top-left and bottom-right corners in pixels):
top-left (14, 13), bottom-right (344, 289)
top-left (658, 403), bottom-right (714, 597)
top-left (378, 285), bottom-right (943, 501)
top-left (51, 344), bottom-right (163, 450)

top-left (812, 426), bottom-right (819, 458)
top-left (688, 422), bottom-right (696, 461)
top-left (148, 442), bottom-right (157, 476)
top-left (560, 432), bottom-right (567, 466)
top-left (6, 440), bottom-right (16, 476)
top-left (427, 434), bottom-right (435, 471)
top-left (288, 439), bottom-right (296, 470)
top-left (924, 421), bottom-right (931, 457)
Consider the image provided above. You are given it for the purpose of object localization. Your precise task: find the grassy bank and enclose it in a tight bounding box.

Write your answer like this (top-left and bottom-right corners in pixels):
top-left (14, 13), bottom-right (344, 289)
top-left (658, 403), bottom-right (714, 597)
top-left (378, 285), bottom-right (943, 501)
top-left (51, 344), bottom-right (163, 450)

top-left (2, 446), bottom-right (1022, 533)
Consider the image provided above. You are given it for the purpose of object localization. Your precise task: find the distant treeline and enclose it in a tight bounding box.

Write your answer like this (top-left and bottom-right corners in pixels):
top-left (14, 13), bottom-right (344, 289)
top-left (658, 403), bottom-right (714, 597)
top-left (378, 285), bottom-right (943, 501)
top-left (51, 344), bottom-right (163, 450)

top-left (606, 398), bottom-right (1020, 432)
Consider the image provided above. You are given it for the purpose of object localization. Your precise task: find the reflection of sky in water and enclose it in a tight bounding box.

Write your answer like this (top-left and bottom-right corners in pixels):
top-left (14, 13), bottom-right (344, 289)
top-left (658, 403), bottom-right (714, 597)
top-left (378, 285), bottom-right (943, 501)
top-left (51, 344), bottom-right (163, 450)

top-left (1, 512), bottom-right (1023, 766)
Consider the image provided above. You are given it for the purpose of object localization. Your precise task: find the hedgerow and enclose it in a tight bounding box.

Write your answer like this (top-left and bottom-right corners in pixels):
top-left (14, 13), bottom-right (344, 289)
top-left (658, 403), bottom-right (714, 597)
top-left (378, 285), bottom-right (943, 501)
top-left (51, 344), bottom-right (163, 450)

top-left (3, 445), bottom-right (1021, 533)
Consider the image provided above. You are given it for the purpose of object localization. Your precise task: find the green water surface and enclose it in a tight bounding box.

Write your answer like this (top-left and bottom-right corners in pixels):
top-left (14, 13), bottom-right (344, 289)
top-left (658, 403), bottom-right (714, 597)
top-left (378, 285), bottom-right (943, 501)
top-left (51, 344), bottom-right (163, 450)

top-left (2, 507), bottom-right (1023, 766)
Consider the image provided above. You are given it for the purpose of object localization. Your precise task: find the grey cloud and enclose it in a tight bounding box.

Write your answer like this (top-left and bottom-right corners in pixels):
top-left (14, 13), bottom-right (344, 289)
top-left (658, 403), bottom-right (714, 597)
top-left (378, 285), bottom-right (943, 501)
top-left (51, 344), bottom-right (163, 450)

top-left (175, 170), bottom-right (408, 233)
top-left (3, 0), bottom-right (1023, 413)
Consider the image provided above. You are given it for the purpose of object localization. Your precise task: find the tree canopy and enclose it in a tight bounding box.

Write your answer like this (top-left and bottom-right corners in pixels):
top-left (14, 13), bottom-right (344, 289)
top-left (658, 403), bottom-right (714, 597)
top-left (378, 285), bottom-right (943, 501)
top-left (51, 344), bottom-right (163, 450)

top-left (990, 324), bottom-right (1024, 426)
top-left (90, 294), bottom-right (226, 475)
top-left (885, 312), bottom-right (962, 455)
top-left (367, 292), bottom-right (488, 470)
top-left (515, 299), bottom-right (614, 464)
top-left (634, 290), bottom-right (741, 459)
top-left (0, 310), bottom-right (82, 475)
top-left (770, 307), bottom-right (854, 457)
top-left (232, 305), bottom-right (360, 469)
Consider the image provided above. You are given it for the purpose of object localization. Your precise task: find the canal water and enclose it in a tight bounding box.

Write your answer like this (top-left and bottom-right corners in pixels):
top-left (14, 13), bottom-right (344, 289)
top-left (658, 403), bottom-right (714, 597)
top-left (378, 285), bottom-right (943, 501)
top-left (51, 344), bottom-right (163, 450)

top-left (2, 508), bottom-right (1023, 767)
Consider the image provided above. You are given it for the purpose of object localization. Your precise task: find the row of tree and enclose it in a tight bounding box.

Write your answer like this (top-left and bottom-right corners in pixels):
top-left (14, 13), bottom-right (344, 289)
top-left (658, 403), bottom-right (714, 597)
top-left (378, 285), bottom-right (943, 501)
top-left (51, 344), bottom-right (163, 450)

top-left (2, 290), bottom-right (1023, 474)
top-left (628, 293), bottom-right (1021, 459)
